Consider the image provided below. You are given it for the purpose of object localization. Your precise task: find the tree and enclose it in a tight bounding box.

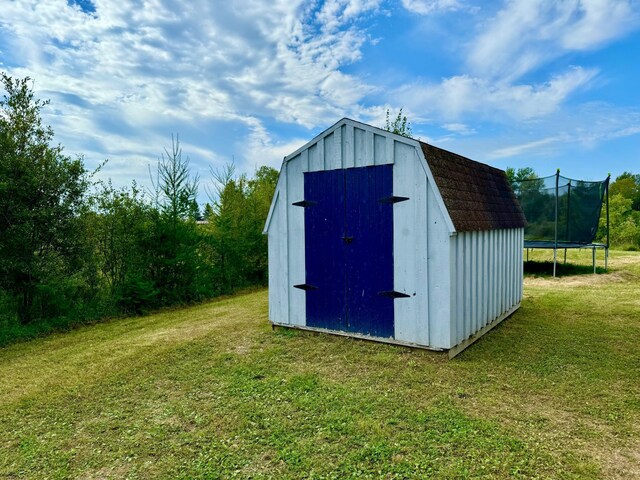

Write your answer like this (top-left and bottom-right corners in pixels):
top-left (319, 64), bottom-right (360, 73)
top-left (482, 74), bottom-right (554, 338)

top-left (0, 73), bottom-right (92, 323)
top-left (150, 135), bottom-right (199, 221)
top-left (610, 172), bottom-right (640, 211)
top-left (505, 167), bottom-right (538, 189)
top-left (244, 166), bottom-right (278, 283)
top-left (89, 181), bottom-right (157, 313)
top-left (384, 108), bottom-right (413, 137)
top-left (598, 193), bottom-right (640, 248)
top-left (202, 203), bottom-right (215, 220)
top-left (204, 164), bottom-right (278, 292)
top-left (149, 136), bottom-right (201, 304)
top-left (206, 163), bottom-right (245, 292)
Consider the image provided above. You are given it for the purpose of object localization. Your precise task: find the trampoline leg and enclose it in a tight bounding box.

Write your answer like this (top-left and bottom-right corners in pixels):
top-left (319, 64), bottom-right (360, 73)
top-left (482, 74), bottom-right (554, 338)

top-left (564, 248), bottom-right (567, 265)
top-left (526, 248), bottom-right (529, 262)
top-left (605, 248), bottom-right (608, 271)
top-left (553, 248), bottom-right (557, 277)
top-left (593, 247), bottom-right (596, 274)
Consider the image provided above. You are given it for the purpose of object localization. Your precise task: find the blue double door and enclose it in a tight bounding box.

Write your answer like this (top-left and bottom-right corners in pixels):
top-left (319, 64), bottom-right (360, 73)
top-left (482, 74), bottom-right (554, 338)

top-left (302, 165), bottom-right (395, 338)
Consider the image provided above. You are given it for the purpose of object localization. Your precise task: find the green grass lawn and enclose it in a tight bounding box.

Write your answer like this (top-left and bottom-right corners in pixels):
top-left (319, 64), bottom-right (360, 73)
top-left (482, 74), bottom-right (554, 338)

top-left (1, 251), bottom-right (639, 479)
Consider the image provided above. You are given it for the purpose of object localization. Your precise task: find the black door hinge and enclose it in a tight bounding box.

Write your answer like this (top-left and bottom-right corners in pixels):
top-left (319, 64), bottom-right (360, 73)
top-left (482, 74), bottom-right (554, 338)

top-left (378, 290), bottom-right (411, 298)
top-left (379, 196), bottom-right (409, 204)
top-left (292, 200), bottom-right (317, 207)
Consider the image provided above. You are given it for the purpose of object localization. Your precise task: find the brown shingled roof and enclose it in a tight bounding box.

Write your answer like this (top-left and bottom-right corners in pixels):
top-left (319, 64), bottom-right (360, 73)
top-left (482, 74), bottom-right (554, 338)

top-left (420, 142), bottom-right (526, 232)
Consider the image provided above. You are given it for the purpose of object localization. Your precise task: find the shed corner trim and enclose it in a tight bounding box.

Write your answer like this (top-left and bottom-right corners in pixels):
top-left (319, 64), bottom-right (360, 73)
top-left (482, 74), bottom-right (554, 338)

top-left (415, 147), bottom-right (457, 235)
top-left (263, 176), bottom-right (283, 234)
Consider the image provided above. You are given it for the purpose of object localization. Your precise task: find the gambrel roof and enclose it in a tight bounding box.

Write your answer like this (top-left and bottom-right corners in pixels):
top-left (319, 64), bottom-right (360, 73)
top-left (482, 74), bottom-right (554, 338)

top-left (264, 118), bottom-right (525, 235)
top-left (420, 142), bottom-right (526, 232)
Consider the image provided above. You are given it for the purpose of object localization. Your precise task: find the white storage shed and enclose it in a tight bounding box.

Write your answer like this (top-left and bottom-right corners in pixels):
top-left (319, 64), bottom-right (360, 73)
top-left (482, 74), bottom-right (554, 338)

top-left (264, 118), bottom-right (526, 357)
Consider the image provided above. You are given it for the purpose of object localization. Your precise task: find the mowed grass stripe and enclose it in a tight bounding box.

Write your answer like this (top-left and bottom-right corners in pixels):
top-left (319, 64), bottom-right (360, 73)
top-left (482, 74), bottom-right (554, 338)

top-left (1, 252), bottom-right (639, 478)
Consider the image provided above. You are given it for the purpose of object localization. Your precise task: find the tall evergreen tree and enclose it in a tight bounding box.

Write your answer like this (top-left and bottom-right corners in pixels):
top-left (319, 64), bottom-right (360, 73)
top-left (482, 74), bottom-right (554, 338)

top-left (149, 136), bottom-right (201, 303)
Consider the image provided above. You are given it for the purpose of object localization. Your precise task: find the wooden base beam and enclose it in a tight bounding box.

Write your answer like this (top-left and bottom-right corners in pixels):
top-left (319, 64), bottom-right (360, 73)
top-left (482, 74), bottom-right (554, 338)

top-left (447, 303), bottom-right (520, 359)
top-left (270, 302), bottom-right (521, 360)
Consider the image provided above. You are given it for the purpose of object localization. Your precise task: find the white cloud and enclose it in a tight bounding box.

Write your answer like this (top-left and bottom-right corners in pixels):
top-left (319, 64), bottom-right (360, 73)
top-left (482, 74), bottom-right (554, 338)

top-left (1, 0), bottom-right (638, 193)
top-left (395, 66), bottom-right (597, 121)
top-left (316, 0), bottom-right (382, 31)
top-left (242, 120), bottom-right (308, 170)
top-left (487, 103), bottom-right (640, 159)
top-left (0, 0), bottom-right (378, 190)
top-left (442, 123), bottom-right (475, 135)
top-left (489, 135), bottom-right (565, 158)
top-left (469, 0), bottom-right (640, 80)
top-left (401, 0), bottom-right (465, 15)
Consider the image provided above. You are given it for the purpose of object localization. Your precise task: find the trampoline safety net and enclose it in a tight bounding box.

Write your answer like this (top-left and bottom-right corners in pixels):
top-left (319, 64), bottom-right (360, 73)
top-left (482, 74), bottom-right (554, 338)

top-left (513, 173), bottom-right (609, 246)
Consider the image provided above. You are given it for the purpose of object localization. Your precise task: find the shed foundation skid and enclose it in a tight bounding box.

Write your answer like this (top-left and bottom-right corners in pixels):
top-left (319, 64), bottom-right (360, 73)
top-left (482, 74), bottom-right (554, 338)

top-left (272, 300), bottom-right (520, 359)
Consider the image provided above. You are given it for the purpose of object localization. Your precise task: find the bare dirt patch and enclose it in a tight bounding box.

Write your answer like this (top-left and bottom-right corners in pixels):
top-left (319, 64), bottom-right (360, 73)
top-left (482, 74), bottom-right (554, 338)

top-left (597, 445), bottom-right (640, 480)
top-left (525, 271), bottom-right (628, 288)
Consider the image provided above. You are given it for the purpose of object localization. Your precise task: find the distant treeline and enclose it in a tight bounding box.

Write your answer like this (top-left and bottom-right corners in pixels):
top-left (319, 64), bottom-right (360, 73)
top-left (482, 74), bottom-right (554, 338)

top-left (0, 73), bottom-right (277, 345)
top-left (507, 167), bottom-right (640, 250)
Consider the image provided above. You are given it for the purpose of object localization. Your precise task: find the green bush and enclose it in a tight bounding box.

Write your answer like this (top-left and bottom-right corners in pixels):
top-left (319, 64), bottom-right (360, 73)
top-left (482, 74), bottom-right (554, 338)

top-left (0, 73), bottom-right (278, 345)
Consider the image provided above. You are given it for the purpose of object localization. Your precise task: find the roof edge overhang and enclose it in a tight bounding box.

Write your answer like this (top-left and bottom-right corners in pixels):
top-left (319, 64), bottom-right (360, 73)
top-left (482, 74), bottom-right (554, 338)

top-left (413, 143), bottom-right (457, 235)
top-left (262, 159), bottom-right (285, 234)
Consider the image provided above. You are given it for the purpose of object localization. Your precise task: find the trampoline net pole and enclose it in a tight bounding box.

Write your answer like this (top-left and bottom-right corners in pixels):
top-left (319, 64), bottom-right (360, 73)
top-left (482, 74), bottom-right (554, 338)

top-left (554, 170), bottom-right (559, 277)
top-left (606, 175), bottom-right (610, 271)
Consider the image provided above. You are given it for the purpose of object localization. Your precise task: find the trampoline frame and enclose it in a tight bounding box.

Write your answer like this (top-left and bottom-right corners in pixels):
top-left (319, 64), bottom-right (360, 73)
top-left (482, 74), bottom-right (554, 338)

top-left (521, 170), bottom-right (610, 277)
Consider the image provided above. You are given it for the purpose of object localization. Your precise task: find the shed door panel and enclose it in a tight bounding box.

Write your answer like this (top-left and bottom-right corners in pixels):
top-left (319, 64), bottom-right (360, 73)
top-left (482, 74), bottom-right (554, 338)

top-left (344, 166), bottom-right (394, 337)
top-left (304, 169), bottom-right (347, 332)
top-left (303, 165), bottom-right (394, 338)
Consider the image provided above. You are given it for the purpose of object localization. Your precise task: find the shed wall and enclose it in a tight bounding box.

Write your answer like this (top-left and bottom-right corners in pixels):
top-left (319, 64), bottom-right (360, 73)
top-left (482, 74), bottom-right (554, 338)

top-left (303, 125), bottom-right (396, 173)
top-left (449, 228), bottom-right (523, 347)
top-left (286, 156), bottom-right (306, 326)
top-left (267, 190), bottom-right (288, 326)
top-left (392, 144), bottom-right (451, 349)
top-left (269, 128), bottom-right (453, 348)
top-left (267, 119), bottom-right (523, 353)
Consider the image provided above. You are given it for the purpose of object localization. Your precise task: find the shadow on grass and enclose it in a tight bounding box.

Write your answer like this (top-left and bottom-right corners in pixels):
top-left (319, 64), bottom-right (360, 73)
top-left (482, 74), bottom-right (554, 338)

top-left (524, 260), bottom-right (607, 277)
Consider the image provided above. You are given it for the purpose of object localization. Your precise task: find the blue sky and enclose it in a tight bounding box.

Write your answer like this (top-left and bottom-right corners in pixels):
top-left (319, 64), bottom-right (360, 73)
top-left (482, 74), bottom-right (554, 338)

top-left (1, 0), bottom-right (639, 202)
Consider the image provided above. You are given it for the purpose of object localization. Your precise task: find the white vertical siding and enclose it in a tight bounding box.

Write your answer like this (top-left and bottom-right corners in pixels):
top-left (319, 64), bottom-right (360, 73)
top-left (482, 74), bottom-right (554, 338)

top-left (300, 149), bottom-right (309, 173)
top-left (306, 126), bottom-right (395, 172)
top-left (448, 237), bottom-right (458, 347)
top-left (267, 192), bottom-right (287, 324)
top-left (308, 142), bottom-right (322, 172)
top-left (286, 157), bottom-right (306, 326)
top-left (449, 228), bottom-right (524, 346)
top-left (363, 130), bottom-right (375, 167)
top-left (393, 141), bottom-right (430, 346)
top-left (374, 134), bottom-right (386, 165)
top-left (517, 229), bottom-right (524, 303)
top-left (425, 176), bottom-right (451, 349)
top-left (325, 131), bottom-right (341, 170)
top-left (454, 235), bottom-right (464, 345)
top-left (354, 127), bottom-right (365, 167)
top-left (344, 125), bottom-right (355, 169)
top-left (481, 232), bottom-right (487, 327)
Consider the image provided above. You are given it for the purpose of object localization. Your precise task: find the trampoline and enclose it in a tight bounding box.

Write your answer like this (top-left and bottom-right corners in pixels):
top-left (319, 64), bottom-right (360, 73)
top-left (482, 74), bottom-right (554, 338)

top-left (513, 170), bottom-right (610, 276)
